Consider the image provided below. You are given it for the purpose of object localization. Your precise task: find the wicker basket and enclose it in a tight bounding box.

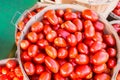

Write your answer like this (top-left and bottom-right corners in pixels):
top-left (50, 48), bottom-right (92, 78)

top-left (17, 4), bottom-right (120, 80)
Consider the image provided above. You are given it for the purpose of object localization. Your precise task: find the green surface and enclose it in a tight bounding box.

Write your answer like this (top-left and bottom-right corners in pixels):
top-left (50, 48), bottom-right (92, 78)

top-left (0, 0), bottom-right (37, 60)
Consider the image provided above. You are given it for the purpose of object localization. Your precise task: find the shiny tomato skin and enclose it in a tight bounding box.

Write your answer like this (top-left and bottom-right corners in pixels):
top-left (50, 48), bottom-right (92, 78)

top-left (45, 56), bottom-right (59, 73)
top-left (20, 40), bottom-right (30, 50)
top-left (45, 45), bottom-right (57, 59)
top-left (93, 21), bottom-right (105, 31)
top-left (75, 11), bottom-right (82, 18)
top-left (54, 73), bottom-right (66, 80)
top-left (37, 39), bottom-right (49, 49)
top-left (38, 33), bottom-right (44, 40)
top-left (75, 32), bottom-right (82, 43)
top-left (58, 48), bottom-right (68, 59)
top-left (107, 58), bottom-right (117, 68)
top-left (56, 9), bottom-right (64, 17)
top-left (64, 12), bottom-right (77, 20)
top-left (57, 29), bottom-right (70, 39)
top-left (6, 60), bottom-right (17, 69)
top-left (84, 39), bottom-right (94, 47)
top-left (60, 62), bottom-right (74, 77)
top-left (2, 67), bottom-right (9, 74)
top-left (14, 66), bottom-right (23, 78)
top-left (82, 9), bottom-right (98, 22)
top-left (54, 37), bottom-right (67, 47)
top-left (70, 71), bottom-right (79, 79)
top-left (93, 63), bottom-right (107, 74)
top-left (46, 30), bottom-right (57, 42)
top-left (43, 25), bottom-right (52, 35)
top-left (91, 49), bottom-right (109, 65)
top-left (75, 65), bottom-right (91, 78)
top-left (107, 48), bottom-right (116, 57)
top-left (94, 73), bottom-right (111, 80)
top-left (35, 65), bottom-right (44, 75)
top-left (24, 62), bottom-right (35, 75)
top-left (39, 71), bottom-right (51, 80)
top-left (112, 23), bottom-right (120, 32)
top-left (27, 11), bottom-right (36, 19)
top-left (67, 34), bottom-right (77, 46)
top-left (69, 47), bottom-right (78, 58)
top-left (31, 21), bottom-right (43, 33)
top-left (113, 8), bottom-right (120, 16)
top-left (27, 32), bottom-right (38, 43)
top-left (21, 51), bottom-right (32, 62)
top-left (75, 54), bottom-right (89, 65)
top-left (93, 32), bottom-right (103, 42)
top-left (28, 44), bottom-right (38, 57)
top-left (77, 43), bottom-right (89, 54)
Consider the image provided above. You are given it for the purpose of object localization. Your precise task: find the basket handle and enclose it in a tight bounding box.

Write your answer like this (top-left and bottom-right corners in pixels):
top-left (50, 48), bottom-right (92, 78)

top-left (41, 0), bottom-right (62, 4)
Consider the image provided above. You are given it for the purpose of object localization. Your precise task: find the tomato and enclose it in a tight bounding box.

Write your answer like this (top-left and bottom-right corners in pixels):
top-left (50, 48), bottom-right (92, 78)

top-left (94, 73), bottom-right (111, 80)
top-left (27, 11), bottom-right (36, 19)
top-left (21, 51), bottom-right (32, 62)
top-left (16, 32), bottom-right (21, 40)
top-left (75, 11), bottom-right (81, 19)
top-left (93, 32), bottom-right (103, 42)
top-left (77, 43), bottom-right (88, 54)
top-left (46, 30), bottom-right (57, 42)
top-left (75, 65), bottom-right (91, 78)
top-left (65, 8), bottom-right (72, 13)
top-left (54, 37), bottom-right (67, 47)
top-left (6, 60), bottom-right (17, 69)
top-left (57, 59), bottom-right (67, 66)
top-left (38, 33), bottom-right (44, 40)
top-left (70, 71), bottom-right (79, 79)
top-left (61, 21), bottom-right (77, 33)
top-left (43, 25), bottom-right (52, 35)
top-left (57, 29), bottom-right (70, 39)
top-left (44, 10), bottom-right (58, 25)
top-left (54, 73), bottom-right (65, 80)
top-left (23, 17), bottom-right (29, 24)
top-left (24, 62), bottom-right (35, 75)
top-left (28, 44), bottom-right (38, 57)
top-left (75, 32), bottom-right (82, 43)
top-left (86, 72), bottom-right (93, 79)
top-left (45, 56), bottom-right (59, 73)
top-left (117, 73), bottom-right (120, 80)
top-left (64, 12), bottom-right (77, 20)
top-left (113, 8), bottom-right (120, 16)
top-left (103, 34), bottom-right (116, 47)
top-left (82, 9), bottom-right (98, 22)
top-left (107, 48), bottom-right (116, 57)
top-left (35, 7), bottom-right (44, 12)
top-left (56, 9), bottom-right (64, 17)
top-left (39, 71), bottom-right (51, 80)
top-left (53, 24), bottom-right (60, 30)
top-left (72, 18), bottom-right (83, 31)
top-left (93, 21), bottom-right (105, 31)
top-left (93, 63), bottom-right (107, 74)
top-left (27, 32), bottom-right (38, 43)
top-left (84, 20), bottom-right (95, 38)
top-left (90, 41), bottom-right (103, 53)
top-left (42, 19), bottom-right (50, 25)
top-left (67, 34), bottom-right (77, 46)
top-left (8, 71), bottom-right (16, 79)
top-left (0, 74), bottom-right (10, 80)
top-left (35, 65), bottom-right (44, 75)
top-left (69, 58), bottom-right (77, 67)
top-left (107, 58), bottom-right (117, 68)
top-left (75, 54), bottom-right (89, 65)
top-left (31, 21), bottom-right (43, 33)
top-left (91, 49), bottom-right (109, 65)
top-left (84, 39), bottom-right (94, 47)
top-left (112, 23), bottom-right (120, 32)
top-left (2, 67), bottom-right (9, 74)
top-left (58, 17), bottom-right (63, 24)
top-left (14, 67), bottom-right (23, 78)
top-left (58, 48), bottom-right (68, 59)
top-left (69, 47), bottom-right (78, 58)
top-left (116, 2), bottom-right (120, 9)
top-left (33, 53), bottom-right (46, 64)
top-left (60, 62), bottom-right (74, 77)
top-left (20, 40), bottom-right (30, 50)
top-left (37, 39), bottom-right (49, 49)
top-left (18, 21), bottom-right (24, 31)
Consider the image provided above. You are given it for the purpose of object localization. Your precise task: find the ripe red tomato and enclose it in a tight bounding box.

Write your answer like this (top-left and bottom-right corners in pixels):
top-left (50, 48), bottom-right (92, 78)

top-left (107, 58), bottom-right (117, 68)
top-left (37, 39), bottom-right (49, 49)
top-left (27, 11), bottom-right (36, 19)
top-left (6, 60), bottom-right (17, 69)
top-left (94, 73), bottom-right (111, 80)
top-left (93, 21), bottom-right (105, 31)
top-left (39, 71), bottom-right (51, 80)
top-left (67, 34), bottom-right (77, 46)
top-left (18, 21), bottom-right (25, 31)
top-left (20, 40), bottom-right (30, 50)
top-left (60, 62), bottom-right (74, 77)
top-left (77, 43), bottom-right (88, 54)
top-left (75, 65), bottom-right (91, 78)
top-left (38, 33), bottom-right (44, 40)
top-left (2, 67), bottom-right (9, 74)
top-left (43, 25), bottom-right (52, 35)
top-left (56, 9), bottom-right (64, 17)
top-left (54, 37), bottom-right (67, 47)
top-left (84, 39), bottom-right (94, 47)
top-left (107, 48), bottom-right (116, 57)
top-left (21, 51), bottom-right (32, 62)
top-left (64, 12), bottom-right (77, 20)
top-left (113, 8), bottom-right (120, 16)
top-left (75, 32), bottom-right (82, 42)
top-left (45, 56), bottom-right (59, 73)
top-left (14, 67), bottom-right (23, 78)
top-left (75, 54), bottom-right (89, 65)
top-left (24, 62), bottom-right (35, 75)
top-left (70, 71), bottom-right (79, 79)
top-left (54, 73), bottom-right (65, 80)
top-left (93, 32), bottom-right (103, 42)
top-left (58, 48), bottom-right (68, 59)
top-left (57, 29), bottom-right (70, 39)
top-left (35, 65), bottom-right (44, 75)
top-left (46, 30), bottom-right (57, 42)
top-left (27, 32), bottom-right (38, 43)
top-left (69, 47), bottom-right (78, 58)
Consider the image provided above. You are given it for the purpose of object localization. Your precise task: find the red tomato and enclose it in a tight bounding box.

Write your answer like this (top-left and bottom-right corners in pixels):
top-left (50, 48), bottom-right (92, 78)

top-left (42, 19), bottom-right (50, 25)
top-left (31, 21), bottom-right (43, 33)
top-left (85, 72), bottom-right (93, 79)
top-left (107, 58), bottom-right (117, 68)
top-left (65, 8), bottom-right (72, 13)
top-left (93, 63), bottom-right (107, 74)
top-left (84, 20), bottom-right (95, 38)
top-left (6, 60), bottom-right (17, 69)
top-left (75, 65), bottom-right (91, 78)
top-left (43, 25), bottom-right (52, 35)
top-left (20, 40), bottom-right (30, 50)
top-left (57, 29), bottom-right (70, 39)
top-left (61, 21), bottom-right (77, 33)
top-left (116, 2), bottom-right (120, 9)
top-left (93, 32), bottom-right (103, 42)
top-left (93, 21), bottom-right (105, 31)
top-left (82, 9), bottom-right (98, 22)
top-left (37, 39), bottom-right (49, 49)
top-left (28, 44), bottom-right (38, 57)
top-left (27, 11), bottom-right (36, 19)
top-left (2, 67), bottom-right (9, 74)
top-left (16, 32), bottom-right (21, 40)
top-left (75, 54), bottom-right (89, 65)
top-left (54, 37), bottom-right (67, 47)
top-left (58, 48), bottom-right (68, 59)
top-left (18, 21), bottom-right (25, 31)
top-left (103, 34), bottom-right (116, 47)
top-left (94, 73), bottom-right (111, 80)
top-left (67, 34), bottom-right (77, 46)
top-left (54, 73), bottom-right (65, 80)
top-left (45, 45), bottom-right (57, 59)
top-left (75, 11), bottom-right (82, 19)
top-left (35, 65), bottom-right (44, 75)
top-left (45, 56), bottom-right (59, 73)
top-left (53, 24), bottom-right (60, 30)
top-left (107, 48), bottom-right (116, 57)
top-left (77, 43), bottom-right (88, 54)
top-left (33, 53), bottom-right (46, 64)
top-left (56, 9), bottom-right (64, 17)
top-left (112, 23), bottom-right (120, 32)
top-left (70, 71), bottom-right (79, 79)
top-left (27, 32), bottom-right (38, 43)
top-left (23, 17), bottom-right (29, 24)
top-left (38, 33), bottom-right (44, 40)
top-left (69, 47), bottom-right (78, 58)
top-left (91, 49), bottom-right (109, 65)
top-left (8, 71), bottom-right (16, 79)
top-left (58, 17), bottom-right (63, 24)
top-left (44, 10), bottom-right (58, 25)
top-left (64, 12), bottom-right (77, 20)
top-left (75, 32), bottom-right (82, 43)
top-left (113, 8), bottom-right (120, 16)
top-left (24, 62), bottom-right (35, 75)
top-left (21, 51), bottom-right (32, 62)
top-left (39, 71), bottom-right (51, 80)
top-left (84, 39), bottom-right (94, 47)
top-left (46, 30), bottom-right (57, 42)
top-left (60, 62), bottom-right (74, 77)
top-left (14, 67), bottom-right (23, 78)
top-left (0, 74), bottom-right (10, 80)
top-left (72, 18), bottom-right (83, 31)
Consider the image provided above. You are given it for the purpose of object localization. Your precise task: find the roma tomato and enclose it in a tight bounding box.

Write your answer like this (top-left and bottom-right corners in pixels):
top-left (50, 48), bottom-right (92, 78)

top-left (64, 12), bottom-right (77, 20)
top-left (35, 65), bottom-right (44, 75)
top-left (67, 34), bottom-right (77, 46)
top-left (57, 29), bottom-right (70, 39)
top-left (77, 43), bottom-right (88, 54)
top-left (54, 73), bottom-right (65, 80)
top-left (84, 39), bottom-right (94, 47)
top-left (94, 73), bottom-right (111, 80)
top-left (14, 67), bottom-right (23, 78)
top-left (56, 9), bottom-right (64, 17)
top-left (6, 60), bottom-right (17, 69)
top-left (38, 33), bottom-right (44, 40)
top-left (58, 48), bottom-right (68, 59)
top-left (93, 21), bottom-right (105, 31)
top-left (93, 32), bottom-right (103, 42)
top-left (60, 62), bottom-right (74, 77)
top-left (45, 56), bottom-right (59, 73)
top-left (74, 32), bottom-right (82, 43)
top-left (107, 58), bottom-right (117, 68)
top-left (46, 30), bottom-right (57, 42)
top-left (20, 40), bottom-right (30, 50)
top-left (37, 39), bottom-right (49, 49)
top-left (54, 37), bottom-right (67, 47)
top-left (27, 32), bottom-right (38, 43)
top-left (107, 48), bottom-right (116, 57)
top-left (39, 71), bottom-right (51, 80)
top-left (69, 47), bottom-right (78, 58)
top-left (21, 51), bottom-right (32, 62)
top-left (43, 25), bottom-right (52, 35)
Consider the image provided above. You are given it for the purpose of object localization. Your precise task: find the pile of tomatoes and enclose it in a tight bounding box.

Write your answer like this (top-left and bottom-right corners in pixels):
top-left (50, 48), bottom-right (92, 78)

top-left (0, 59), bottom-right (23, 80)
top-left (113, 1), bottom-right (120, 16)
top-left (19, 8), bottom-right (117, 80)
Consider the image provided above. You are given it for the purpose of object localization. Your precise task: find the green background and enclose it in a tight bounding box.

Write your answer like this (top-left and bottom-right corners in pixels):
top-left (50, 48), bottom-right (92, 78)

top-left (0, 0), bottom-right (38, 60)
